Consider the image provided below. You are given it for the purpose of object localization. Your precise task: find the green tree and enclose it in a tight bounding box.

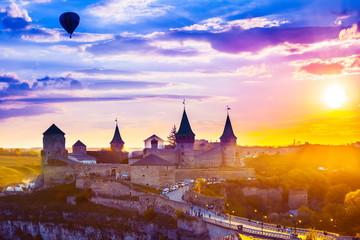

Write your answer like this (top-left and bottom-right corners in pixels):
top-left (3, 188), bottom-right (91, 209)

top-left (326, 184), bottom-right (351, 204)
top-left (165, 125), bottom-right (177, 149)
top-left (344, 189), bottom-right (360, 217)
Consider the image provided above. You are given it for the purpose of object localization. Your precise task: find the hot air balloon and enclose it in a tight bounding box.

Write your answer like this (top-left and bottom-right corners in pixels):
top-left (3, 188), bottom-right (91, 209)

top-left (59, 12), bottom-right (80, 38)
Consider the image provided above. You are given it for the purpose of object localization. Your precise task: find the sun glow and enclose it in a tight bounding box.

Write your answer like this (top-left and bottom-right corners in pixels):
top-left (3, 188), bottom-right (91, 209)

top-left (323, 85), bottom-right (346, 109)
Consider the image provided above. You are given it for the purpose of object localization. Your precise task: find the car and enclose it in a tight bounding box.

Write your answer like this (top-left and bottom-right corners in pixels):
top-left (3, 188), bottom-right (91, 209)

top-left (121, 174), bottom-right (130, 180)
top-left (170, 186), bottom-right (176, 191)
top-left (174, 185), bottom-right (179, 189)
top-left (163, 188), bottom-right (169, 192)
top-left (162, 190), bottom-right (168, 195)
top-left (177, 182), bottom-right (185, 187)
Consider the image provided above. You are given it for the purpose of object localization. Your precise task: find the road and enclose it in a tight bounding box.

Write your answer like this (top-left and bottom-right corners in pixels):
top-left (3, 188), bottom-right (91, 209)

top-left (165, 186), bottom-right (338, 240)
top-left (167, 185), bottom-right (189, 202)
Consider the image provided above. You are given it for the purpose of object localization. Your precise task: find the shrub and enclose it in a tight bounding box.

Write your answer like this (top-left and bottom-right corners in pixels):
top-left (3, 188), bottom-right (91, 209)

top-left (143, 207), bottom-right (155, 221)
top-left (175, 209), bottom-right (185, 219)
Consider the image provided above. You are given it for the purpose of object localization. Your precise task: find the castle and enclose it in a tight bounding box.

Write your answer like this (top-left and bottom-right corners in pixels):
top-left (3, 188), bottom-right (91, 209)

top-left (142, 108), bottom-right (239, 168)
top-left (40, 106), bottom-right (255, 188)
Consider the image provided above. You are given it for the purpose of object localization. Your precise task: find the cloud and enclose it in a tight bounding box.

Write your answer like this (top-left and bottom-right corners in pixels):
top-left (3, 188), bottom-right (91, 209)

top-left (0, 0), bottom-right (31, 30)
top-left (300, 62), bottom-right (344, 75)
top-left (168, 26), bottom-right (341, 54)
top-left (86, 0), bottom-right (172, 24)
top-left (86, 35), bottom-right (198, 56)
top-left (0, 105), bottom-right (56, 120)
top-left (171, 17), bottom-right (289, 33)
top-left (339, 21), bottom-right (360, 40)
top-left (73, 68), bottom-right (139, 76)
top-left (5, 94), bottom-right (211, 104)
top-left (294, 54), bottom-right (360, 78)
top-left (20, 27), bottom-right (114, 43)
top-left (88, 81), bottom-right (171, 90)
top-left (0, 72), bottom-right (19, 83)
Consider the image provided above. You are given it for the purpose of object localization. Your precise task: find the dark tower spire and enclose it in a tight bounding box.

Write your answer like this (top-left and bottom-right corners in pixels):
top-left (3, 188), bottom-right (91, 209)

top-left (220, 108), bottom-right (237, 167)
top-left (110, 119), bottom-right (124, 152)
top-left (175, 103), bottom-right (195, 167)
top-left (220, 113), bottom-right (237, 141)
top-left (175, 108), bottom-right (195, 139)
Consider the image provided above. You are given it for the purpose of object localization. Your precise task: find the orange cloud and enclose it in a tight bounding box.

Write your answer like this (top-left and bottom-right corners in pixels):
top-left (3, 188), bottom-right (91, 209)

top-left (300, 62), bottom-right (344, 75)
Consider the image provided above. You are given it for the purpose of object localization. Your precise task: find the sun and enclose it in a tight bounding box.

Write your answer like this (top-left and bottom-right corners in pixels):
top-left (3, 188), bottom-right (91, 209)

top-left (323, 85), bottom-right (346, 109)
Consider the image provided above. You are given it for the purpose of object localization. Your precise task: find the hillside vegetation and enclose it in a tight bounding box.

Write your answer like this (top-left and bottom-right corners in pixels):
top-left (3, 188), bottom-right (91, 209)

top-left (0, 155), bottom-right (41, 186)
top-left (199, 145), bottom-right (360, 235)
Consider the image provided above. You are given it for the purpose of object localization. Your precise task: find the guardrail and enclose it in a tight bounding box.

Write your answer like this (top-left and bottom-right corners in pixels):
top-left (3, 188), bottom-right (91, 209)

top-left (203, 217), bottom-right (293, 239)
top-left (225, 214), bottom-right (338, 239)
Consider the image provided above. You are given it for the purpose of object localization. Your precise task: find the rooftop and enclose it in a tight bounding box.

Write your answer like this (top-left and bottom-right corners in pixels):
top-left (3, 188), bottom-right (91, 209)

top-left (131, 154), bottom-right (174, 166)
top-left (43, 124), bottom-right (65, 135)
top-left (175, 109), bottom-right (195, 137)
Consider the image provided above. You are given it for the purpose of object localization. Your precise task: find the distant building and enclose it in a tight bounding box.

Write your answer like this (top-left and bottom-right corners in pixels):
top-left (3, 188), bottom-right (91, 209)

top-left (72, 140), bottom-right (86, 154)
top-left (68, 140), bottom-right (96, 164)
top-left (130, 154), bottom-right (175, 188)
top-left (144, 134), bottom-right (164, 149)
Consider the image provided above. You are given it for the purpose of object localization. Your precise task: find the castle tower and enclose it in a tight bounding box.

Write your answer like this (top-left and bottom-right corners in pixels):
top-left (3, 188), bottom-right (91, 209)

top-left (41, 124), bottom-right (68, 167)
top-left (72, 140), bottom-right (86, 154)
top-left (175, 108), bottom-right (195, 167)
top-left (220, 112), bottom-right (237, 167)
top-left (110, 120), bottom-right (124, 152)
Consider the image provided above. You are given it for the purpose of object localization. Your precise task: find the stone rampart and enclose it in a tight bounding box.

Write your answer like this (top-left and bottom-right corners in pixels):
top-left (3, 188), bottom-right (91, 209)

top-left (79, 177), bottom-right (146, 197)
top-left (184, 190), bottom-right (225, 213)
top-left (43, 164), bottom-right (130, 186)
top-left (194, 147), bottom-right (223, 168)
top-left (143, 148), bottom-right (178, 164)
top-left (242, 187), bottom-right (283, 202)
top-left (288, 189), bottom-right (308, 210)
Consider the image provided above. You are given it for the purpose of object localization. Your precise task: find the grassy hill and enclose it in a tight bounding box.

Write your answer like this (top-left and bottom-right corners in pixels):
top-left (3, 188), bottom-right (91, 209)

top-left (245, 145), bottom-right (360, 177)
top-left (0, 155), bottom-right (41, 187)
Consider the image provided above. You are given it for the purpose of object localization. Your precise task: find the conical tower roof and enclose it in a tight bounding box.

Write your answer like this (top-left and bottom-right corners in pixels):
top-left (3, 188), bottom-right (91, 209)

top-left (110, 124), bottom-right (124, 144)
top-left (73, 140), bottom-right (86, 147)
top-left (220, 114), bottom-right (237, 140)
top-left (43, 124), bottom-right (65, 135)
top-left (175, 109), bottom-right (195, 137)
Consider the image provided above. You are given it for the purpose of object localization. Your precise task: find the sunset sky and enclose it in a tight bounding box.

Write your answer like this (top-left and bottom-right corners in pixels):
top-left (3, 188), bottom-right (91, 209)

top-left (0, 0), bottom-right (360, 149)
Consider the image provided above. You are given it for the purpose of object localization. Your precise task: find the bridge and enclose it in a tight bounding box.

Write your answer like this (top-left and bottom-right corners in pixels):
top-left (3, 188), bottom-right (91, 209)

top-left (168, 185), bottom-right (350, 240)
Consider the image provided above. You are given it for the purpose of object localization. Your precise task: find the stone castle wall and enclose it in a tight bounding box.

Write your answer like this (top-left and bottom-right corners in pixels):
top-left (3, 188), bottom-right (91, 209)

top-left (80, 177), bottom-right (191, 214)
top-left (130, 165), bottom-right (175, 188)
top-left (143, 148), bottom-right (178, 164)
top-left (241, 187), bottom-right (283, 202)
top-left (43, 163), bottom-right (130, 186)
top-left (194, 147), bottom-right (222, 168)
top-left (80, 177), bottom-right (146, 197)
top-left (288, 189), bottom-right (308, 210)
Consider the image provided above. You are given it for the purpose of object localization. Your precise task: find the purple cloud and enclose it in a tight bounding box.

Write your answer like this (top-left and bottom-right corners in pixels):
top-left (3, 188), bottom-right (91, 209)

top-left (4, 94), bottom-right (211, 104)
top-left (86, 35), bottom-right (198, 56)
top-left (168, 26), bottom-right (342, 54)
top-left (74, 68), bottom-right (140, 76)
top-left (0, 73), bottom-right (19, 83)
top-left (0, 105), bottom-right (56, 120)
